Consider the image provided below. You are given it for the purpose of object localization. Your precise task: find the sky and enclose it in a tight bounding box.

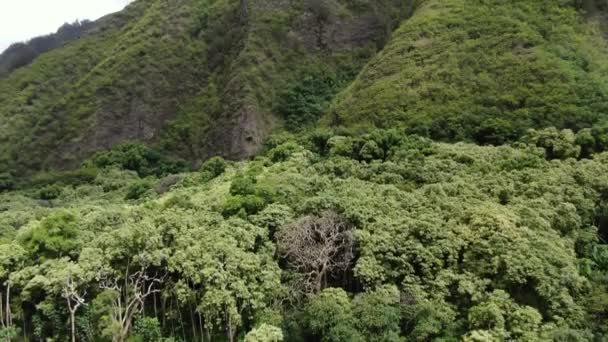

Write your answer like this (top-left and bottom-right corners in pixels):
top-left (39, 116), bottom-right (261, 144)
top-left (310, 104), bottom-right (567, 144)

top-left (0, 0), bottom-right (133, 53)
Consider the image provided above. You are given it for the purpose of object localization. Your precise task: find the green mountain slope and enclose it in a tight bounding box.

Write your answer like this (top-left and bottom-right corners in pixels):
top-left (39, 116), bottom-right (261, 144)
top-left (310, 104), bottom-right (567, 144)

top-left (0, 0), bottom-right (406, 173)
top-left (3, 0), bottom-right (608, 340)
top-left (328, 0), bottom-right (608, 144)
top-left (0, 0), bottom-right (206, 171)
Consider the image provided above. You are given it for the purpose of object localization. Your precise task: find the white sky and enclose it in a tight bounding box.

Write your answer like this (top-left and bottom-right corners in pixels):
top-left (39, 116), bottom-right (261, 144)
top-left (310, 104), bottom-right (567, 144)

top-left (0, 0), bottom-right (133, 53)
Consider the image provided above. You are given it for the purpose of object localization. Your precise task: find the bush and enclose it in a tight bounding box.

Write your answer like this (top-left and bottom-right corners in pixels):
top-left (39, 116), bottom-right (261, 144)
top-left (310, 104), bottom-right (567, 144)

top-left (200, 156), bottom-right (227, 181)
top-left (125, 181), bottom-right (152, 200)
top-left (130, 317), bottom-right (162, 342)
top-left (268, 142), bottom-right (301, 163)
top-left (223, 195), bottom-right (267, 217)
top-left (521, 128), bottom-right (580, 160)
top-left (230, 174), bottom-right (257, 196)
top-left (18, 211), bottom-right (79, 259)
top-left (304, 288), bottom-right (362, 341)
top-left (38, 184), bottom-right (62, 200)
top-left (278, 72), bottom-right (351, 131)
top-left (245, 324), bottom-right (284, 342)
top-left (0, 173), bottom-right (15, 192)
top-left (85, 143), bottom-right (188, 177)
top-left (28, 168), bottom-right (98, 189)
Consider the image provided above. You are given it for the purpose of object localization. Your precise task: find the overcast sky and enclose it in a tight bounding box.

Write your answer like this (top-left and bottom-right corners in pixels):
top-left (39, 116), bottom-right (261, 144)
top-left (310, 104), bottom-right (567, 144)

top-left (0, 0), bottom-right (133, 53)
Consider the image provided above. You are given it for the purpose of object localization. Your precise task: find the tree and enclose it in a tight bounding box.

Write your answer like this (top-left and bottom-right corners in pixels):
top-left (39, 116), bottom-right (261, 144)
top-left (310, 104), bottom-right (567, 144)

top-left (277, 211), bottom-right (354, 293)
top-left (98, 264), bottom-right (165, 342)
top-left (244, 324), bottom-right (284, 342)
top-left (18, 211), bottom-right (79, 260)
top-left (0, 244), bottom-right (26, 341)
top-left (352, 285), bottom-right (402, 341)
top-left (168, 213), bottom-right (282, 342)
top-left (63, 270), bottom-right (87, 342)
top-left (304, 288), bottom-right (362, 342)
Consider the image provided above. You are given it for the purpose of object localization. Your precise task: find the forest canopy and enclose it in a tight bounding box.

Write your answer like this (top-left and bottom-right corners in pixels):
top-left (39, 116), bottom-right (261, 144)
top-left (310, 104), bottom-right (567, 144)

top-left (0, 129), bottom-right (607, 340)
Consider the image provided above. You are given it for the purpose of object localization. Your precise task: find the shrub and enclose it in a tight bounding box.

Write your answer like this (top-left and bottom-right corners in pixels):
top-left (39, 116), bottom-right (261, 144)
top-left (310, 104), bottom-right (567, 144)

top-left (223, 195), bottom-right (267, 217)
top-left (85, 143), bottom-right (188, 177)
top-left (18, 211), bottom-right (79, 259)
top-left (125, 181), bottom-right (152, 200)
top-left (278, 72), bottom-right (351, 131)
top-left (38, 184), bottom-right (63, 200)
top-left (0, 173), bottom-right (15, 192)
top-left (131, 317), bottom-right (162, 342)
top-left (268, 142), bottom-right (301, 163)
top-left (244, 324), bottom-right (284, 342)
top-left (230, 174), bottom-right (257, 196)
top-left (28, 168), bottom-right (98, 188)
top-left (304, 288), bottom-right (362, 341)
top-left (200, 156), bottom-right (227, 181)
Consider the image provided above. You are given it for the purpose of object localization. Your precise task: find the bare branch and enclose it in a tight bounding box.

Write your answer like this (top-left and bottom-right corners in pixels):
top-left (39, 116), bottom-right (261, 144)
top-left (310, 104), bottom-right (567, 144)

top-left (277, 211), bottom-right (354, 293)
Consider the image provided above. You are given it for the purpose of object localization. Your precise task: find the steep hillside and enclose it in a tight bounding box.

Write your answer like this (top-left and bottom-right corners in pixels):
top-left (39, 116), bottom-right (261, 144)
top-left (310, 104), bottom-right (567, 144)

top-left (4, 1), bottom-right (608, 340)
top-left (328, 0), bottom-right (608, 144)
top-left (0, 0), bottom-right (406, 173)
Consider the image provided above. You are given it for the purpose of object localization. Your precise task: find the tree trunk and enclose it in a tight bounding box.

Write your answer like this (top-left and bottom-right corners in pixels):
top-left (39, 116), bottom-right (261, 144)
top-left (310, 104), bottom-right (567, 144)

top-left (314, 263), bottom-right (328, 293)
top-left (70, 310), bottom-right (76, 342)
top-left (153, 292), bottom-right (158, 321)
top-left (189, 303), bottom-right (196, 341)
top-left (198, 312), bottom-right (204, 342)
top-left (227, 313), bottom-right (235, 342)
top-left (5, 284), bottom-right (10, 327)
top-left (0, 291), bottom-right (4, 330)
top-left (239, 0), bottom-right (248, 24)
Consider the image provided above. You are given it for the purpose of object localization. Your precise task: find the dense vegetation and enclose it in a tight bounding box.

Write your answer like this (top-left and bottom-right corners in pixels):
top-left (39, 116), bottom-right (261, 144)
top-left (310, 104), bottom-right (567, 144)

top-left (0, 0), bottom-right (405, 173)
top-left (2, 0), bottom-right (608, 341)
top-left (328, 0), bottom-right (608, 144)
top-left (0, 129), bottom-right (607, 341)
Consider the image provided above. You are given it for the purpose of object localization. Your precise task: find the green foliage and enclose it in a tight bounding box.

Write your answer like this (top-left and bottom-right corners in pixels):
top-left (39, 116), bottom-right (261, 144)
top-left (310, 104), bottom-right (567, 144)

top-left (0, 326), bottom-right (18, 340)
top-left (521, 128), bottom-right (581, 160)
top-left (131, 317), bottom-right (162, 342)
top-left (86, 142), bottom-right (187, 177)
top-left (223, 195), bottom-right (268, 217)
top-left (124, 181), bottom-right (151, 201)
top-left (200, 156), bottom-right (227, 180)
top-left (0, 172), bottom-right (15, 192)
top-left (304, 288), bottom-right (362, 342)
top-left (329, 0), bottom-right (608, 145)
top-left (3, 130), bottom-right (608, 341)
top-left (25, 168), bottom-right (98, 191)
top-left (278, 72), bottom-right (351, 131)
top-left (245, 324), bottom-right (284, 342)
top-left (352, 286), bottom-right (402, 341)
top-left (230, 174), bottom-right (258, 196)
top-left (18, 211), bottom-right (79, 259)
top-left (37, 184), bottom-right (62, 200)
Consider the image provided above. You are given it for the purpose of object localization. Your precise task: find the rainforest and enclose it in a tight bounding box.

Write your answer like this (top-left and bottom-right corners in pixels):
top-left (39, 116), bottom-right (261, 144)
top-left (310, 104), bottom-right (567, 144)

top-left (1, 0), bottom-right (608, 341)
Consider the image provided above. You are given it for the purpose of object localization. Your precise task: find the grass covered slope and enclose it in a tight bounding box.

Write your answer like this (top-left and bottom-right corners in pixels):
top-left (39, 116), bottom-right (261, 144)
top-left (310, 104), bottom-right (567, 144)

top-left (329, 0), bottom-right (608, 144)
top-left (0, 0), bottom-right (407, 173)
top-left (1, 130), bottom-right (608, 340)
top-left (0, 0), bottom-right (208, 172)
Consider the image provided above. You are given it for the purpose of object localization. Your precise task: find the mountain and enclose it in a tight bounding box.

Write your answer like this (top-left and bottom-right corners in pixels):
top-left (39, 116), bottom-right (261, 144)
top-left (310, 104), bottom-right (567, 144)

top-left (0, 0), bottom-right (407, 173)
top-left (2, 0), bottom-right (608, 341)
top-left (327, 0), bottom-right (608, 143)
